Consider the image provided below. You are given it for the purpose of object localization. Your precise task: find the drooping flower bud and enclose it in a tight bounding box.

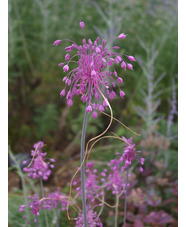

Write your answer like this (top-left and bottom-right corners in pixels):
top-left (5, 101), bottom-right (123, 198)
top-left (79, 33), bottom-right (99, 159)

top-left (86, 105), bottom-right (92, 113)
top-left (60, 89), bottom-right (65, 96)
top-left (118, 77), bottom-right (123, 83)
top-left (127, 63), bottom-right (133, 70)
top-left (65, 46), bottom-right (73, 52)
top-left (139, 166), bottom-right (143, 173)
top-left (109, 91), bottom-right (116, 100)
top-left (128, 56), bottom-right (136, 61)
top-left (67, 99), bottom-right (73, 107)
top-left (92, 111), bottom-right (98, 119)
top-left (96, 47), bottom-right (101, 53)
top-left (98, 105), bottom-right (104, 112)
top-left (120, 90), bottom-right (125, 98)
top-left (80, 21), bottom-right (85, 29)
top-left (108, 58), bottom-right (114, 66)
top-left (65, 54), bottom-right (70, 60)
top-left (113, 46), bottom-right (120, 49)
top-left (58, 63), bottom-right (64, 67)
top-left (117, 33), bottom-right (127, 39)
top-left (121, 61), bottom-right (126, 70)
top-left (63, 65), bottom-right (69, 72)
top-left (53, 40), bottom-right (61, 46)
top-left (103, 99), bottom-right (108, 107)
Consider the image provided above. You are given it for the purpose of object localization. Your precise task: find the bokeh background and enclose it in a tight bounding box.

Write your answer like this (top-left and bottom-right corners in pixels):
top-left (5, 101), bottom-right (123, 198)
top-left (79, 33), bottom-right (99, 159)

top-left (8, 0), bottom-right (178, 226)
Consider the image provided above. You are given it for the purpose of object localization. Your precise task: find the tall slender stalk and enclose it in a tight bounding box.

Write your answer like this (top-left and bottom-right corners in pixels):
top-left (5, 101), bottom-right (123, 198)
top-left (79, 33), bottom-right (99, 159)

top-left (35, 216), bottom-right (38, 227)
top-left (40, 177), bottom-right (49, 227)
top-left (124, 168), bottom-right (129, 227)
top-left (114, 193), bottom-right (119, 227)
top-left (56, 203), bottom-right (60, 227)
top-left (80, 104), bottom-right (89, 227)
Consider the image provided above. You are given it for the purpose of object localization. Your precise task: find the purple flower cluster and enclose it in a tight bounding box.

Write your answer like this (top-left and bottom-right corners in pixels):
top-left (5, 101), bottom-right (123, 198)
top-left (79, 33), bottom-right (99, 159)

top-left (101, 162), bottom-right (125, 195)
top-left (54, 21), bottom-right (135, 118)
top-left (74, 162), bottom-right (103, 203)
top-left (118, 136), bottom-right (144, 172)
top-left (19, 194), bottom-right (50, 224)
top-left (23, 141), bottom-right (55, 181)
top-left (100, 136), bottom-right (144, 195)
top-left (73, 136), bottom-right (144, 198)
top-left (75, 205), bottom-right (103, 227)
top-left (46, 188), bottom-right (69, 211)
top-left (19, 189), bottom-right (70, 224)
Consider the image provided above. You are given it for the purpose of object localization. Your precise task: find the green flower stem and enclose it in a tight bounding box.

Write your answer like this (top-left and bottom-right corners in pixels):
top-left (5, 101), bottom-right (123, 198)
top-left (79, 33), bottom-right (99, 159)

top-left (56, 202), bottom-right (60, 227)
top-left (40, 177), bottom-right (49, 227)
top-left (80, 104), bottom-right (89, 227)
top-left (124, 168), bottom-right (129, 227)
top-left (114, 194), bottom-right (119, 227)
top-left (35, 216), bottom-right (38, 227)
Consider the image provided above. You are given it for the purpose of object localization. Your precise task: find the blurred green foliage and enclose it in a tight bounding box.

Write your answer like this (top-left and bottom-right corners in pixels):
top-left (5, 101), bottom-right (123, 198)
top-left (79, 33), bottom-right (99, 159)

top-left (33, 103), bottom-right (58, 139)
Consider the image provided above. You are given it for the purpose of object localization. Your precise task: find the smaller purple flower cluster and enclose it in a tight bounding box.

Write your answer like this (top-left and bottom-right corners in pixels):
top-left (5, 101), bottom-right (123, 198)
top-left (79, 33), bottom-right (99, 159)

top-left (46, 188), bottom-right (69, 211)
top-left (19, 189), bottom-right (69, 223)
top-left (100, 136), bottom-right (145, 195)
top-left (101, 162), bottom-right (126, 195)
top-left (23, 141), bottom-right (55, 181)
top-left (114, 136), bottom-right (145, 172)
top-left (73, 136), bottom-right (144, 198)
top-left (72, 163), bottom-right (104, 226)
top-left (74, 162), bottom-right (103, 203)
top-left (120, 136), bottom-right (145, 171)
top-left (75, 205), bottom-right (103, 227)
top-left (19, 194), bottom-right (50, 224)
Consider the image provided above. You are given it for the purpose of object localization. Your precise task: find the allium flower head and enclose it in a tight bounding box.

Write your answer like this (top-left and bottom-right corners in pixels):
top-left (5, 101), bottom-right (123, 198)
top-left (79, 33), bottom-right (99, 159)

top-left (28, 194), bottom-right (41, 216)
top-left (46, 188), bottom-right (69, 211)
top-left (118, 136), bottom-right (145, 172)
top-left (23, 141), bottom-right (55, 181)
top-left (19, 194), bottom-right (50, 223)
top-left (54, 21), bottom-right (135, 118)
top-left (74, 162), bottom-right (103, 202)
top-left (105, 137), bottom-right (144, 174)
top-left (75, 205), bottom-right (103, 227)
top-left (102, 163), bottom-right (126, 195)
